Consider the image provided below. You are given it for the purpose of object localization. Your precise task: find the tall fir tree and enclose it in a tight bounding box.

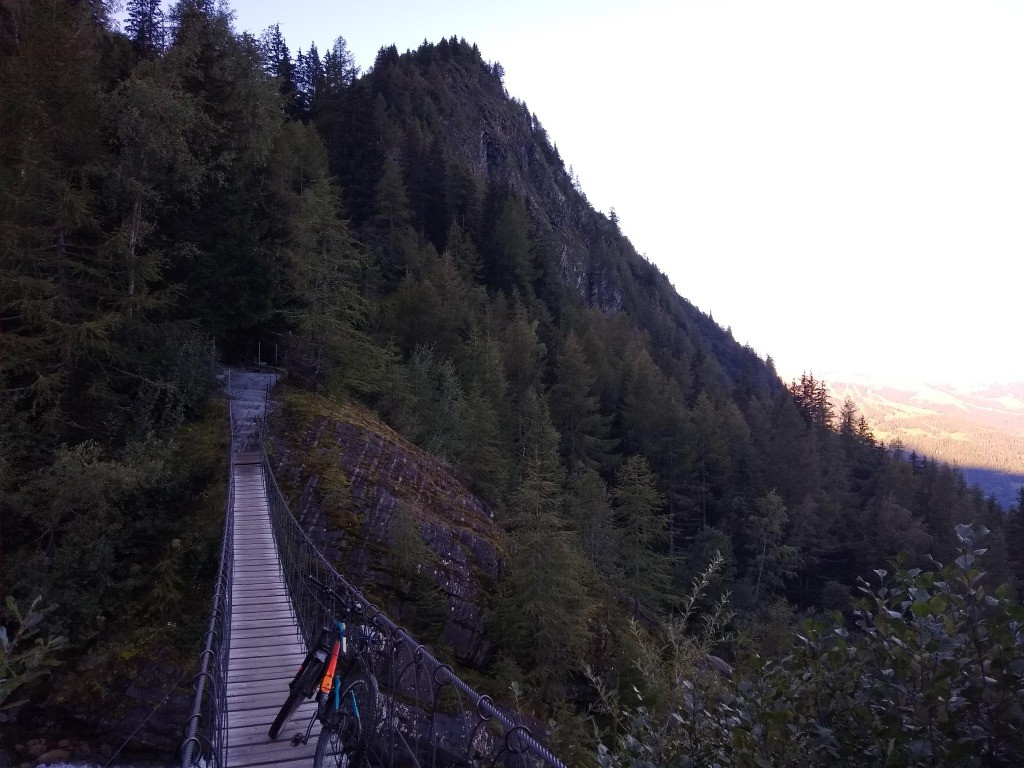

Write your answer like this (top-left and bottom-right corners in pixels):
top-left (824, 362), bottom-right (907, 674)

top-left (550, 333), bottom-right (615, 470)
top-left (612, 455), bottom-right (674, 613)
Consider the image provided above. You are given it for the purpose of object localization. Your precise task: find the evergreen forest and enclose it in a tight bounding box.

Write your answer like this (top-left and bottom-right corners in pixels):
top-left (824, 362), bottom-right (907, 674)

top-left (3, 2), bottom-right (1024, 765)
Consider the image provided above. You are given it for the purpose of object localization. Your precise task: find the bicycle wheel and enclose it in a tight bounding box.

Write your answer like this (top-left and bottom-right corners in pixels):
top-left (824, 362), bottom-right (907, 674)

top-left (268, 659), bottom-right (323, 739)
top-left (314, 675), bottom-right (379, 767)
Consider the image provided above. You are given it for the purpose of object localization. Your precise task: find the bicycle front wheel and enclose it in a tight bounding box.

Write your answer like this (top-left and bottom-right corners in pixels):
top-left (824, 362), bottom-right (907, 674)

top-left (314, 676), bottom-right (379, 767)
top-left (268, 659), bottom-right (323, 739)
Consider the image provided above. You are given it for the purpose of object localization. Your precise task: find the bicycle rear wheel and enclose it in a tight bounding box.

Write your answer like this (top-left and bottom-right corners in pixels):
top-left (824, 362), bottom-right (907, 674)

top-left (268, 659), bottom-right (323, 739)
top-left (314, 675), bottom-right (379, 767)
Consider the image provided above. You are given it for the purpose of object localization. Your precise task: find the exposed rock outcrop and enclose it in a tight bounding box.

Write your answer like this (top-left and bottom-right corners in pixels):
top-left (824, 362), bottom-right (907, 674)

top-left (271, 396), bottom-right (505, 668)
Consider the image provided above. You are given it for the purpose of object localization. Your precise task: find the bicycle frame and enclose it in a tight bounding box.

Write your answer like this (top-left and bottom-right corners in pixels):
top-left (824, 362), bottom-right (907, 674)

top-left (293, 619), bottom-right (363, 747)
top-left (268, 574), bottom-right (383, 767)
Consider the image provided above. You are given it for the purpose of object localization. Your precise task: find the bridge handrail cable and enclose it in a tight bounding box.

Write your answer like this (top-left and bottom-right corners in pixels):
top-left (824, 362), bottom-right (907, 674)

top-left (179, 371), bottom-right (237, 768)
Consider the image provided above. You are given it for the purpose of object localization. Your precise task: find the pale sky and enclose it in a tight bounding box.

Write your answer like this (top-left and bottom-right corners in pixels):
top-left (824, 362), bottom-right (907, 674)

top-left (156, 1), bottom-right (1024, 385)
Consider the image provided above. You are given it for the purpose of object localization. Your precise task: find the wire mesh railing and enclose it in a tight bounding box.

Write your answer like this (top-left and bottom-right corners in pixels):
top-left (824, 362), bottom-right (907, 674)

top-left (260, 412), bottom-right (567, 767)
top-left (179, 373), bottom-right (237, 768)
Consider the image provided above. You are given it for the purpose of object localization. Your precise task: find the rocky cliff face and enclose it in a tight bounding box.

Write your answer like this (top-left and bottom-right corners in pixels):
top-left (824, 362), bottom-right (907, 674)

top-left (438, 64), bottom-right (625, 317)
top-left (362, 42), bottom-right (777, 392)
top-left (270, 393), bottom-right (505, 668)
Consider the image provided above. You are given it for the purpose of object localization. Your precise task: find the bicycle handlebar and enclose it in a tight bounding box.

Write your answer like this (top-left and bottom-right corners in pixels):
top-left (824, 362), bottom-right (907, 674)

top-left (307, 576), bottom-right (382, 645)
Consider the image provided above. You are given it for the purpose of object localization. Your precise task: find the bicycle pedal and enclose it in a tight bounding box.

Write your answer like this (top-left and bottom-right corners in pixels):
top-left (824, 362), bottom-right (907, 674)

top-left (290, 733), bottom-right (303, 747)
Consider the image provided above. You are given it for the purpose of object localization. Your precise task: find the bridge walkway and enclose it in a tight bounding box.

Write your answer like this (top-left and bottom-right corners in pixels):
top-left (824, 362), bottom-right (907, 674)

top-left (225, 372), bottom-right (320, 767)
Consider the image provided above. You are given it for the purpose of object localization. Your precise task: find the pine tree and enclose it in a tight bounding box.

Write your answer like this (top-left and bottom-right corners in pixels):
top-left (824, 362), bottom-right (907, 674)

top-left (373, 157), bottom-right (418, 283)
top-left (502, 313), bottom-right (547, 409)
top-left (104, 59), bottom-right (202, 320)
top-left (323, 36), bottom-right (359, 92)
top-left (125, 0), bottom-right (165, 57)
top-left (612, 455), bottom-right (673, 613)
top-left (744, 490), bottom-right (801, 603)
top-left (565, 466), bottom-right (617, 579)
top-left (258, 24), bottom-right (299, 117)
top-left (277, 142), bottom-right (374, 389)
top-left (620, 347), bottom-right (673, 458)
top-left (499, 454), bottom-right (592, 687)
top-left (294, 44), bottom-right (323, 120)
top-left (550, 334), bottom-right (614, 470)
top-left (486, 195), bottom-right (533, 294)
top-left (0, 0), bottom-right (111, 434)
top-left (688, 392), bottom-right (729, 529)
top-left (164, 0), bottom-right (285, 346)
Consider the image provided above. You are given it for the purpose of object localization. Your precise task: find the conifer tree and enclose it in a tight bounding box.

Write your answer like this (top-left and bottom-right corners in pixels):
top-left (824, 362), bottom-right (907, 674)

top-left (621, 347), bottom-right (674, 459)
top-left (487, 195), bottom-right (533, 294)
top-left (324, 36), bottom-right (359, 91)
top-left (550, 333), bottom-right (614, 470)
top-left (745, 490), bottom-right (801, 603)
top-left (612, 455), bottom-right (673, 613)
top-left (499, 455), bottom-right (591, 687)
top-left (502, 313), bottom-right (547, 408)
top-left (104, 59), bottom-right (202, 320)
top-left (125, 0), bottom-right (165, 57)
top-left (373, 157), bottom-right (418, 283)
top-left (512, 387), bottom-right (563, 488)
top-left (294, 43), bottom-right (323, 120)
top-left (565, 466), bottom-right (617, 579)
top-left (258, 24), bottom-right (299, 117)
top-left (0, 0), bottom-right (111, 434)
top-left (687, 393), bottom-right (729, 528)
top-left (164, 0), bottom-right (284, 346)
top-left (275, 132), bottom-right (374, 389)
top-left (444, 161), bottom-right (484, 243)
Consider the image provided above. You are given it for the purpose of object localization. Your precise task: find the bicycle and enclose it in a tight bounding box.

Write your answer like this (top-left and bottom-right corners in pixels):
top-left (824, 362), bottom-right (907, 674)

top-left (268, 577), bottom-right (383, 767)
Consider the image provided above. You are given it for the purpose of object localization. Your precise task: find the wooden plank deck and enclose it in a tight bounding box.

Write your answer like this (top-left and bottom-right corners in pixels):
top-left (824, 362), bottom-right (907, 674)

top-left (227, 457), bottom-right (321, 767)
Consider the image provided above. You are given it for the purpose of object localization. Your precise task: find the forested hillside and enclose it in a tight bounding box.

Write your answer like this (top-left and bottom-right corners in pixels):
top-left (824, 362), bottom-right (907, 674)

top-left (3, 1), bottom-right (1024, 764)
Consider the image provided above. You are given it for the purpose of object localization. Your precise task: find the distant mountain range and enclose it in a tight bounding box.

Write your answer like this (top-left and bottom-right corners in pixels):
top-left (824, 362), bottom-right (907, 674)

top-left (807, 373), bottom-right (1024, 508)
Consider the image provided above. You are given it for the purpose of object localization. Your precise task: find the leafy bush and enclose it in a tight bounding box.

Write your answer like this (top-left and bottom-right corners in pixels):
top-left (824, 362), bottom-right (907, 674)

top-left (597, 525), bottom-right (1024, 767)
top-left (0, 596), bottom-right (66, 711)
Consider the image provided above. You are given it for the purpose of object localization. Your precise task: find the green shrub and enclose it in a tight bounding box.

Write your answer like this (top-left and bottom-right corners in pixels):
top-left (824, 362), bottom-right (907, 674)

top-left (598, 525), bottom-right (1024, 768)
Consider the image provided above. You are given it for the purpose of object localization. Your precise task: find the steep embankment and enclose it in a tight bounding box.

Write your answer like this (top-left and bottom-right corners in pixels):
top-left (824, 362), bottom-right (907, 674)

top-left (268, 389), bottom-right (506, 669)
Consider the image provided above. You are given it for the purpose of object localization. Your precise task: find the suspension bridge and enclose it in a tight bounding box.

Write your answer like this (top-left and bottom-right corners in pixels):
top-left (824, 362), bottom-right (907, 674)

top-left (179, 370), bottom-right (567, 768)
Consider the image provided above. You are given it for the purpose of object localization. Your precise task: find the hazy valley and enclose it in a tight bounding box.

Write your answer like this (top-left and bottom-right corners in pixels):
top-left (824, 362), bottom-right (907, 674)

top-left (814, 373), bottom-right (1024, 506)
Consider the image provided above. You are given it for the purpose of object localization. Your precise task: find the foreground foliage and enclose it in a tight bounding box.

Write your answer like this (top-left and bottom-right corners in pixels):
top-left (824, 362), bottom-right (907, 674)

top-left (597, 525), bottom-right (1024, 768)
top-left (0, 597), bottom-right (66, 712)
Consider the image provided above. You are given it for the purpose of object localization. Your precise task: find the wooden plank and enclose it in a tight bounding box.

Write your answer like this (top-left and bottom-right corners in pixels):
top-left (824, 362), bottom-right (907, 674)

top-left (232, 628), bottom-right (300, 643)
top-left (228, 665), bottom-right (302, 684)
top-left (229, 665), bottom-right (301, 685)
top-left (226, 743), bottom-right (318, 768)
top-left (232, 592), bottom-right (291, 602)
top-left (231, 607), bottom-right (296, 621)
top-left (231, 590), bottom-right (287, 598)
top-left (230, 608), bottom-right (295, 621)
top-left (232, 581), bottom-right (286, 591)
top-left (227, 679), bottom-right (303, 699)
top-left (231, 638), bottom-right (304, 654)
top-left (233, 593), bottom-right (292, 606)
top-left (231, 616), bottom-right (297, 630)
top-left (225, 426), bottom-right (329, 768)
top-left (229, 700), bottom-right (318, 730)
top-left (230, 715), bottom-right (320, 746)
top-left (229, 643), bottom-right (305, 662)
top-left (231, 613), bottom-right (295, 627)
top-left (228, 652), bottom-right (303, 671)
